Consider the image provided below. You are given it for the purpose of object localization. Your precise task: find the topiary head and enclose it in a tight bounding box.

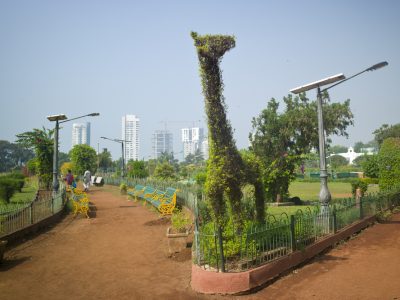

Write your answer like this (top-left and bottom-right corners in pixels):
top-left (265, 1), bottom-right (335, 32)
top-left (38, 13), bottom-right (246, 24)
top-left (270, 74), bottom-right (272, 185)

top-left (191, 31), bottom-right (235, 60)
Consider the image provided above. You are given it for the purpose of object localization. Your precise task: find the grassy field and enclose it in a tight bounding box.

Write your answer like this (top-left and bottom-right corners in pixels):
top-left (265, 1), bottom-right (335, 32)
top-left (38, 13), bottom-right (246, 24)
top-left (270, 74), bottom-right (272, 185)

top-left (289, 181), bottom-right (379, 202)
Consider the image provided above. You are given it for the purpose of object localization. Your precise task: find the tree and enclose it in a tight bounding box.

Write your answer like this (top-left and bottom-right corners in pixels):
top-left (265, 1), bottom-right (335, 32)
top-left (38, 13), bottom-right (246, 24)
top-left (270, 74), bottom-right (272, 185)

top-left (69, 144), bottom-right (97, 176)
top-left (58, 152), bottom-right (70, 168)
top-left (153, 162), bottom-right (177, 181)
top-left (16, 128), bottom-right (54, 189)
top-left (361, 154), bottom-right (379, 178)
top-left (378, 138), bottom-right (400, 190)
top-left (353, 141), bottom-right (365, 153)
top-left (330, 155), bottom-right (348, 169)
top-left (352, 154), bottom-right (368, 168)
top-left (329, 144), bottom-right (348, 154)
top-left (98, 149), bottom-right (112, 171)
top-left (0, 140), bottom-right (34, 172)
top-left (127, 160), bottom-right (148, 178)
top-left (250, 93), bottom-right (354, 201)
top-left (374, 123), bottom-right (400, 146)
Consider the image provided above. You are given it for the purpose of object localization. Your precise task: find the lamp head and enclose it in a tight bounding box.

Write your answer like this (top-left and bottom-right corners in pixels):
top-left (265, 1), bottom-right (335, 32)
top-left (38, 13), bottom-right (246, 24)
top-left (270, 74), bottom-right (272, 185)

top-left (89, 113), bottom-right (100, 117)
top-left (366, 61), bottom-right (388, 72)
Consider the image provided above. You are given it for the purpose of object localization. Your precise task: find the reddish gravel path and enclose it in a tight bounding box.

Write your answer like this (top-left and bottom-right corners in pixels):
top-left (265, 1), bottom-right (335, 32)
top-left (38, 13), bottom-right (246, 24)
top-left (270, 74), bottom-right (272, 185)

top-left (1, 185), bottom-right (400, 300)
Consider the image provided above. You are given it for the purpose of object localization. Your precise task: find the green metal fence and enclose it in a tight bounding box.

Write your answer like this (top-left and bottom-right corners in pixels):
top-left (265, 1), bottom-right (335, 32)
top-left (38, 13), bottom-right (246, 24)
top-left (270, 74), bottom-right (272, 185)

top-left (102, 175), bottom-right (199, 211)
top-left (0, 184), bottom-right (66, 239)
top-left (193, 188), bottom-right (400, 272)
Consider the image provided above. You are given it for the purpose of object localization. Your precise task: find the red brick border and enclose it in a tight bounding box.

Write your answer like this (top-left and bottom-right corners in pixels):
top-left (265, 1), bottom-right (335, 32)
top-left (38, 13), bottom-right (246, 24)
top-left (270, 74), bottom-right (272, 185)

top-left (191, 216), bottom-right (376, 294)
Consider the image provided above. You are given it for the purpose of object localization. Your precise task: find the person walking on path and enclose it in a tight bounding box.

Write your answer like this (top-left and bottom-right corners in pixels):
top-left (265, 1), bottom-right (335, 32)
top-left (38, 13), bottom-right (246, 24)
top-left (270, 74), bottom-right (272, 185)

top-left (65, 169), bottom-right (74, 188)
top-left (83, 170), bottom-right (91, 192)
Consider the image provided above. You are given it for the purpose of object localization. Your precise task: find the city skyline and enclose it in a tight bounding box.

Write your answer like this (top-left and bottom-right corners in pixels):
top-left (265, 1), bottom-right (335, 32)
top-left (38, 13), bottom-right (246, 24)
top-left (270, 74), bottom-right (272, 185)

top-left (0, 1), bottom-right (399, 160)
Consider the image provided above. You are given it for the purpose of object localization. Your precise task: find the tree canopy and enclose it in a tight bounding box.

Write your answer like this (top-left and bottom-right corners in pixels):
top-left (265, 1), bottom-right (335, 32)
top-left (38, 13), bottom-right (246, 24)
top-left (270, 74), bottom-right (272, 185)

top-left (0, 140), bottom-right (34, 172)
top-left (373, 123), bottom-right (400, 146)
top-left (69, 144), bottom-right (97, 176)
top-left (16, 127), bottom-right (54, 189)
top-left (250, 93), bottom-right (354, 201)
top-left (127, 160), bottom-right (148, 178)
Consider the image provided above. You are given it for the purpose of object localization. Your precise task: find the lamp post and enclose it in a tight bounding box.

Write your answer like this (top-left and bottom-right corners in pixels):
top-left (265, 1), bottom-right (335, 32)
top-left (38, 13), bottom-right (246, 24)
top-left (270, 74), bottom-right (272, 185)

top-left (101, 137), bottom-right (127, 177)
top-left (47, 113), bottom-right (100, 192)
top-left (290, 61), bottom-right (388, 212)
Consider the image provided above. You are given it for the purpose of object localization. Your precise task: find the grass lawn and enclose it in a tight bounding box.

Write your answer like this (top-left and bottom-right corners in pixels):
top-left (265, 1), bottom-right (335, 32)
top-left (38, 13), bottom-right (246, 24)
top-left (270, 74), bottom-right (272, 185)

top-left (289, 181), bottom-right (379, 202)
top-left (267, 205), bottom-right (315, 217)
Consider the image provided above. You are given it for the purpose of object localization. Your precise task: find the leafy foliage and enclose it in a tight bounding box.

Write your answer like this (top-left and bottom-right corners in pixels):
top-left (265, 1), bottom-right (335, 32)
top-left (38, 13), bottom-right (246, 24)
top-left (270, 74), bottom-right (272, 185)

top-left (69, 144), bottom-right (97, 176)
top-left (127, 160), bottom-right (148, 178)
top-left (330, 155), bottom-right (348, 168)
top-left (98, 149), bottom-right (113, 171)
top-left (16, 127), bottom-right (54, 190)
top-left (378, 138), bottom-right (400, 190)
top-left (250, 94), bottom-right (353, 201)
top-left (361, 154), bottom-right (379, 178)
top-left (0, 140), bottom-right (34, 172)
top-left (153, 162), bottom-right (177, 181)
top-left (374, 123), bottom-right (400, 146)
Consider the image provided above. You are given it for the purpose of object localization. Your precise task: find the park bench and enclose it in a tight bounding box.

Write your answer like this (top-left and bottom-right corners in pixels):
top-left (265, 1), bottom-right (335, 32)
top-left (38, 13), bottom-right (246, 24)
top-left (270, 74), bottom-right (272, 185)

top-left (127, 184), bottom-right (145, 200)
top-left (69, 188), bottom-right (90, 219)
top-left (128, 185), bottom-right (178, 215)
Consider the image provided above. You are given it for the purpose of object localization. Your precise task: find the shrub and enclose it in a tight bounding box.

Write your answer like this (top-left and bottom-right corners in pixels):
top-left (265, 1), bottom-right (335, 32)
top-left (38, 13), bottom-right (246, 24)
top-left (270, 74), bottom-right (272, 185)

top-left (8, 172), bottom-right (26, 192)
top-left (171, 209), bottom-right (190, 233)
top-left (119, 182), bottom-right (127, 195)
top-left (0, 177), bottom-right (19, 203)
top-left (350, 179), bottom-right (368, 198)
top-left (378, 138), bottom-right (400, 190)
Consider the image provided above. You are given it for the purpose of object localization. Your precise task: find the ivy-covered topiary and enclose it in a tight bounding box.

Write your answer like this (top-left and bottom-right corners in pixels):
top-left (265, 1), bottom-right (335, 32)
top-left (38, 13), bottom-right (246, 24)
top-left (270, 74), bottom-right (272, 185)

top-left (378, 138), bottom-right (400, 190)
top-left (191, 32), bottom-right (265, 227)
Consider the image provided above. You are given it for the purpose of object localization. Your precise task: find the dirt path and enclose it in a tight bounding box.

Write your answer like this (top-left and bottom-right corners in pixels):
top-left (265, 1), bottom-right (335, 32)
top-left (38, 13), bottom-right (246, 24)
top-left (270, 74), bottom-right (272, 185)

top-left (1, 186), bottom-right (400, 299)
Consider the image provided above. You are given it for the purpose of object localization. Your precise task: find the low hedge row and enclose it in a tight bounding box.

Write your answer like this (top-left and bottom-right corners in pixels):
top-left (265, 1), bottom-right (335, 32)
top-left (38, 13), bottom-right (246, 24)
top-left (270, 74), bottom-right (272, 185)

top-left (0, 173), bottom-right (26, 203)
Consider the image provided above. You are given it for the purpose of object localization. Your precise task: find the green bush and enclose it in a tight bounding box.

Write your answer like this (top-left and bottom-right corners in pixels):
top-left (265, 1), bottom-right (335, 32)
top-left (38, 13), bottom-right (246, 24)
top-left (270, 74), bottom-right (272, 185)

top-left (8, 173), bottom-right (26, 192)
top-left (378, 138), bottom-right (400, 190)
top-left (0, 177), bottom-right (20, 203)
top-left (350, 179), bottom-right (368, 197)
top-left (119, 182), bottom-right (127, 195)
top-left (171, 209), bottom-right (190, 232)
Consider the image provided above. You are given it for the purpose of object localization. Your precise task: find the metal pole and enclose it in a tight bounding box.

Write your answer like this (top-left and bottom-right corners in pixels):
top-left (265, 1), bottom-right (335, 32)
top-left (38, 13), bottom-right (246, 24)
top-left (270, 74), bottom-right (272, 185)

top-left (52, 120), bottom-right (60, 192)
top-left (121, 141), bottom-right (125, 177)
top-left (317, 87), bottom-right (331, 213)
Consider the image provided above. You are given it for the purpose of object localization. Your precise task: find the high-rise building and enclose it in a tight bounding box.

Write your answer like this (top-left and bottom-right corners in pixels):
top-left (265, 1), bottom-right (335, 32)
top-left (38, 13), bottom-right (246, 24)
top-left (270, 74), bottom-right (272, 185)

top-left (72, 122), bottom-right (91, 147)
top-left (181, 127), bottom-right (204, 158)
top-left (201, 138), bottom-right (209, 160)
top-left (122, 115), bottom-right (140, 161)
top-left (152, 130), bottom-right (173, 159)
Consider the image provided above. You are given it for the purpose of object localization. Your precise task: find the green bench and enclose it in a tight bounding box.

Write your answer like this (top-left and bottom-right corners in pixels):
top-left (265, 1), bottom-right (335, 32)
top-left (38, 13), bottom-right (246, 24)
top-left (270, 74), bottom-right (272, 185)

top-left (128, 185), bottom-right (178, 215)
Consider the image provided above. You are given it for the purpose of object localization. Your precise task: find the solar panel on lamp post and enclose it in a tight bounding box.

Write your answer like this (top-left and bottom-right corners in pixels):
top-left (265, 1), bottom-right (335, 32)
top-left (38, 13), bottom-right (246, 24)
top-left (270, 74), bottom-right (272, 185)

top-left (290, 61), bottom-right (388, 214)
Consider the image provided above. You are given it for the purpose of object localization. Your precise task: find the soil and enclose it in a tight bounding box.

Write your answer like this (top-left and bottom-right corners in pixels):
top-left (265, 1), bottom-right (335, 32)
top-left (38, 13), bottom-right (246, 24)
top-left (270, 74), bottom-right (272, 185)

top-left (1, 185), bottom-right (400, 300)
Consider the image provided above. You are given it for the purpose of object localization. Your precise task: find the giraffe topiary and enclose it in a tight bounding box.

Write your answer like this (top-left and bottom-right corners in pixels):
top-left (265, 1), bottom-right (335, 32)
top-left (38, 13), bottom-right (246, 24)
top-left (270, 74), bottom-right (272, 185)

top-left (191, 32), bottom-right (265, 228)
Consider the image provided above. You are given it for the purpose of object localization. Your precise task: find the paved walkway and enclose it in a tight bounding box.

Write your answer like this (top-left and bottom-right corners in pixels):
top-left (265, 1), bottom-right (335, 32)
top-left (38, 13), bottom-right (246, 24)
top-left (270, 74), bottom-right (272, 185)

top-left (1, 185), bottom-right (400, 299)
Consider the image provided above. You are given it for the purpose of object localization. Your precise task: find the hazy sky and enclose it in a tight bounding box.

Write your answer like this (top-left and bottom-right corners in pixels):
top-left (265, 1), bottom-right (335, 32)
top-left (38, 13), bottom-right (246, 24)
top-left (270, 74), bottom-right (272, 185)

top-left (0, 1), bottom-right (399, 160)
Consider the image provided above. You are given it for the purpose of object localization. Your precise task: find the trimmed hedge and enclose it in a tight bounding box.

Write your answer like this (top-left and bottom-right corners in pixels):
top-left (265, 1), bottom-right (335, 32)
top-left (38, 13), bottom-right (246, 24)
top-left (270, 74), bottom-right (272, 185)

top-left (378, 138), bottom-right (400, 190)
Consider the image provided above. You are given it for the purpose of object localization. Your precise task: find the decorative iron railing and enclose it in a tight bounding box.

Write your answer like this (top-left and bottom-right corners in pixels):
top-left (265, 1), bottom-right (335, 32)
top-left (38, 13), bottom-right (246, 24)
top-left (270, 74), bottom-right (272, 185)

top-left (193, 188), bottom-right (400, 272)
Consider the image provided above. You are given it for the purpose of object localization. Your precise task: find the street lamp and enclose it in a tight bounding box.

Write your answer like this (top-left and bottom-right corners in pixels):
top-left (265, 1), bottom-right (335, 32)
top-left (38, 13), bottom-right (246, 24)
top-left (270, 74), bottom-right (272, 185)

top-left (47, 112), bottom-right (100, 192)
top-left (101, 137), bottom-right (127, 177)
top-left (290, 61), bottom-right (388, 212)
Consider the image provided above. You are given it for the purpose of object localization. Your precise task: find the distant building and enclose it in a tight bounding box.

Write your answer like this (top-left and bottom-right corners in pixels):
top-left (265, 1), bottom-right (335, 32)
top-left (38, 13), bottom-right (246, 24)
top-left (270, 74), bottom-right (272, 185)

top-left (152, 130), bottom-right (173, 159)
top-left (330, 147), bottom-right (372, 164)
top-left (122, 115), bottom-right (140, 161)
top-left (72, 122), bottom-right (90, 147)
top-left (182, 127), bottom-right (204, 158)
top-left (201, 138), bottom-right (209, 160)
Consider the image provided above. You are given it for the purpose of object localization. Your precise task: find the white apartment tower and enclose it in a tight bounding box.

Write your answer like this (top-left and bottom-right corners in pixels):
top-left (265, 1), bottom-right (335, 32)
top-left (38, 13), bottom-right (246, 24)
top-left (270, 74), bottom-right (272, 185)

top-left (181, 127), bottom-right (204, 158)
top-left (72, 122), bottom-right (91, 147)
top-left (152, 130), bottom-right (173, 159)
top-left (122, 115), bottom-right (140, 161)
